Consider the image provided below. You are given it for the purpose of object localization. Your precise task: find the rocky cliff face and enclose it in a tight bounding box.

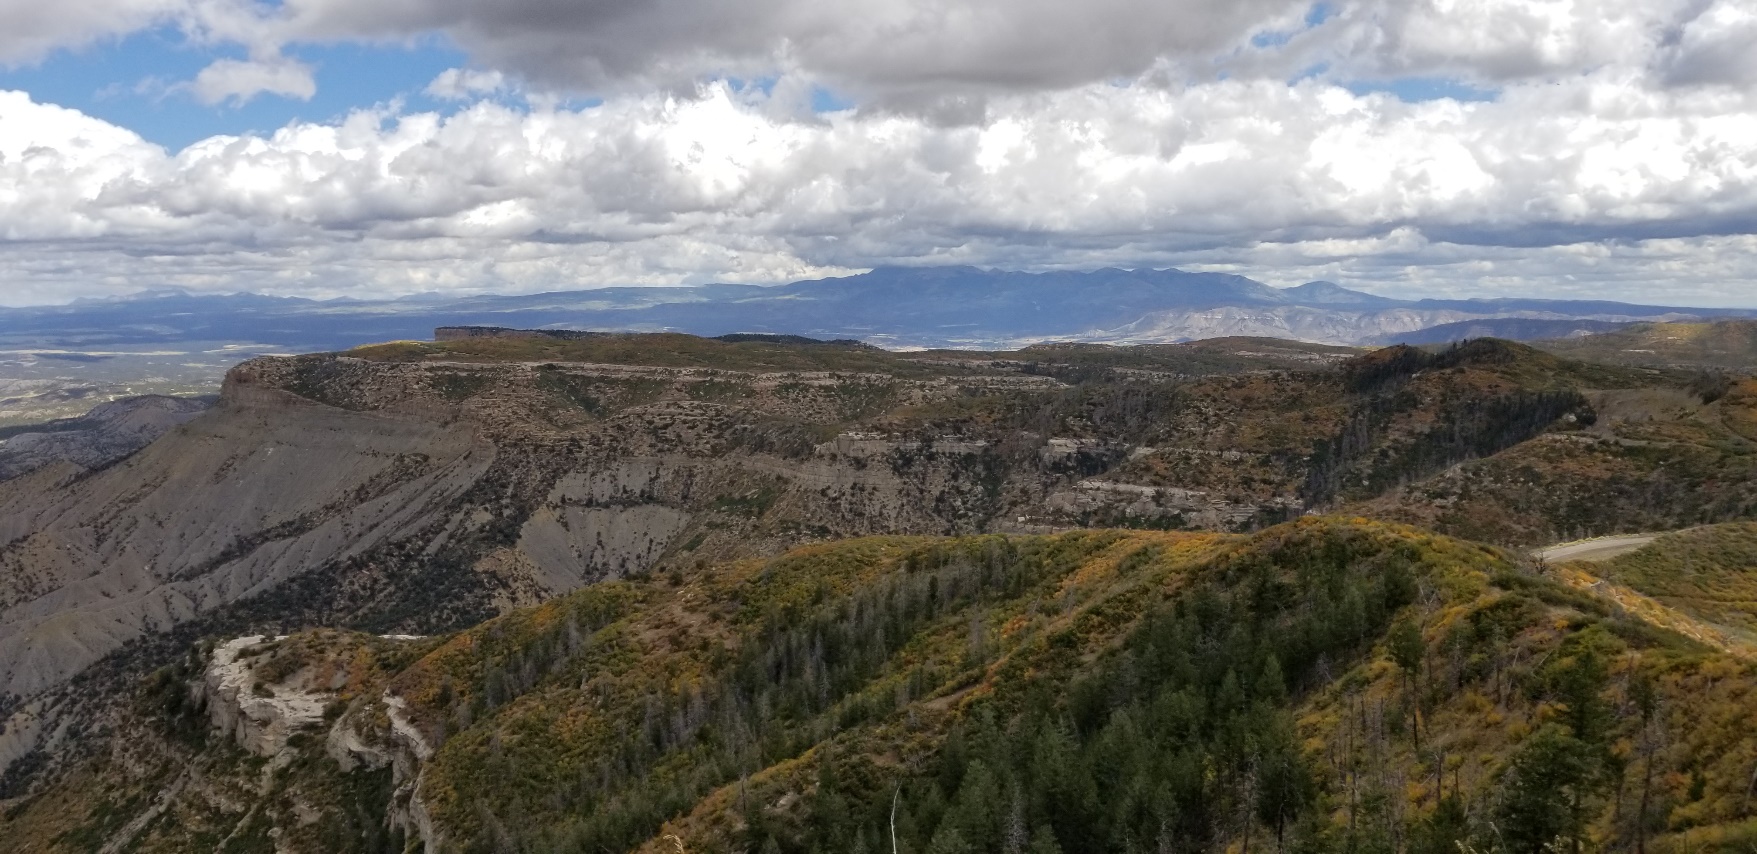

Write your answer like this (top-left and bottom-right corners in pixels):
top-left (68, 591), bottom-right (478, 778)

top-left (189, 632), bottom-right (448, 850)
top-left (200, 635), bottom-right (335, 761)
top-left (0, 629), bottom-right (438, 853)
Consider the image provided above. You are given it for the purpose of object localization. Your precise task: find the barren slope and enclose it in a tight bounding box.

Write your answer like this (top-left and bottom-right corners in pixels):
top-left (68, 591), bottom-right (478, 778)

top-left (0, 385), bottom-right (491, 700)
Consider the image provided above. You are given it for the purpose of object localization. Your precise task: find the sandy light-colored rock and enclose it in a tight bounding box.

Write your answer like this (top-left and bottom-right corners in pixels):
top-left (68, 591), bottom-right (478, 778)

top-left (201, 636), bottom-right (330, 761)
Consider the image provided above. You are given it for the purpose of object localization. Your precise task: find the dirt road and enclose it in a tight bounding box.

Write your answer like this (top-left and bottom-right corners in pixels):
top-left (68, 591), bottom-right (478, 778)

top-left (1536, 534), bottom-right (1660, 563)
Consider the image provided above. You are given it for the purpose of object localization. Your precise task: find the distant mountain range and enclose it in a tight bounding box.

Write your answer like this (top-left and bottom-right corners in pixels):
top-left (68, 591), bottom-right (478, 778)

top-left (4, 266), bottom-right (1751, 355)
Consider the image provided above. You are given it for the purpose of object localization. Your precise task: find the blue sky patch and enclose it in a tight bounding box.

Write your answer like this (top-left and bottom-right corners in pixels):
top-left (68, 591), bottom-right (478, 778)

top-left (1253, 2), bottom-right (1335, 49)
top-left (1345, 77), bottom-right (1499, 103)
top-left (810, 87), bottom-right (854, 113)
top-left (0, 29), bottom-right (470, 150)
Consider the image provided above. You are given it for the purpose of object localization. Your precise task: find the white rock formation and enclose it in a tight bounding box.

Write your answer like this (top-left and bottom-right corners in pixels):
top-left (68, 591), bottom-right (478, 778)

top-left (202, 636), bottom-right (330, 761)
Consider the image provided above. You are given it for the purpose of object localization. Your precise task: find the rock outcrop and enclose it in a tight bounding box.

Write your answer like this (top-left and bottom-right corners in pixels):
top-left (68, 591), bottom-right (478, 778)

top-left (201, 635), bottom-right (330, 761)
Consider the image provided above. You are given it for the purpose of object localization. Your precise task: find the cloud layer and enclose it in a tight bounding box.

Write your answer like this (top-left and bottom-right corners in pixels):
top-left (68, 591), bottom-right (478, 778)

top-left (277, 0), bottom-right (1309, 103)
top-left (0, 0), bottom-right (1754, 305)
top-left (0, 0), bottom-right (182, 65)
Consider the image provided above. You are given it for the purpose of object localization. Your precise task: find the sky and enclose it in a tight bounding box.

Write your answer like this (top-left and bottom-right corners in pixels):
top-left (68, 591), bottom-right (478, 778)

top-left (0, 0), bottom-right (1754, 306)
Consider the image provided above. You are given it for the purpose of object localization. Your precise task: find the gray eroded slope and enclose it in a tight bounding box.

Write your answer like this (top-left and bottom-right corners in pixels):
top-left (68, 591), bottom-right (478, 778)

top-left (0, 382), bottom-right (492, 701)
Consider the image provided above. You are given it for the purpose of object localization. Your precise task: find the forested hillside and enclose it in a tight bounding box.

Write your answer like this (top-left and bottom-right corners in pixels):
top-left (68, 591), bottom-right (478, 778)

top-left (8, 518), bottom-right (1757, 853)
top-left (1356, 374), bottom-right (1757, 545)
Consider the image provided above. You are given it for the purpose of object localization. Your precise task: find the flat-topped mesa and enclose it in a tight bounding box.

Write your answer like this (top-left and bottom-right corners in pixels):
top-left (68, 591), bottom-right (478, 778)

top-left (435, 326), bottom-right (608, 342)
top-left (435, 325), bottom-right (883, 350)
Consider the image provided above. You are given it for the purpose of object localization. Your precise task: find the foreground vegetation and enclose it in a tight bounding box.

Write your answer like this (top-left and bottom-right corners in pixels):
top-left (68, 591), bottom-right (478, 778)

top-left (11, 518), bottom-right (1757, 853)
top-left (1591, 522), bottom-right (1757, 644)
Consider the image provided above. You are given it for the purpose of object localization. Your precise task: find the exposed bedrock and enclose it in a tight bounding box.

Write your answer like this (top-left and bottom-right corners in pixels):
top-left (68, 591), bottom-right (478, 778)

top-left (0, 384), bottom-right (491, 702)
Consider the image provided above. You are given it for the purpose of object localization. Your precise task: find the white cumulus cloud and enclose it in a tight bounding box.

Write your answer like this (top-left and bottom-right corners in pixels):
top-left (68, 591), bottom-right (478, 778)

top-left (425, 68), bottom-right (507, 100)
top-left (186, 55), bottom-right (318, 105)
top-left (0, 59), bottom-right (1755, 305)
top-left (0, 0), bottom-right (1755, 305)
top-left (0, 0), bottom-right (183, 65)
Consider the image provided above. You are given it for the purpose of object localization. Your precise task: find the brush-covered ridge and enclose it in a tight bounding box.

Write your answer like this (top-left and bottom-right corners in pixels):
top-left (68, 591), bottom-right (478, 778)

top-left (8, 517), bottom-right (1757, 853)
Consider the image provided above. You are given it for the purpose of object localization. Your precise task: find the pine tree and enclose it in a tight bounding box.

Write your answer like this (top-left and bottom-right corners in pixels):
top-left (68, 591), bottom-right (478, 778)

top-left (1388, 617), bottom-right (1425, 749)
top-left (926, 826), bottom-right (973, 854)
top-left (945, 759), bottom-right (1002, 848)
top-left (1027, 824), bottom-right (1064, 854)
top-left (1255, 722), bottom-right (1315, 851)
top-left (1496, 725), bottom-right (1606, 853)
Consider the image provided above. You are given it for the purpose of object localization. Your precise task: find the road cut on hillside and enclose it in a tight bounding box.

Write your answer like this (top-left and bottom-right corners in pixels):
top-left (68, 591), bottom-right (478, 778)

top-left (1536, 534), bottom-right (1661, 563)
